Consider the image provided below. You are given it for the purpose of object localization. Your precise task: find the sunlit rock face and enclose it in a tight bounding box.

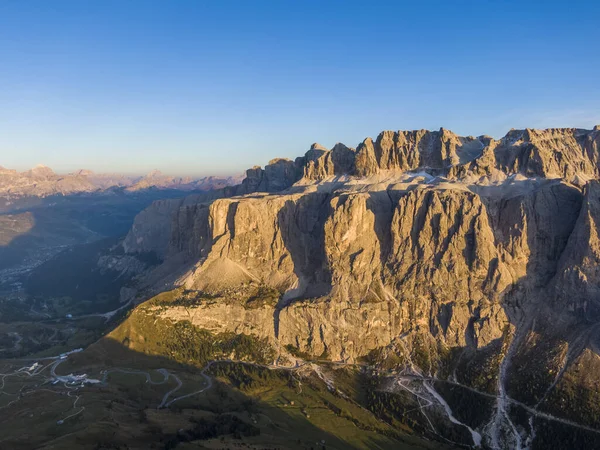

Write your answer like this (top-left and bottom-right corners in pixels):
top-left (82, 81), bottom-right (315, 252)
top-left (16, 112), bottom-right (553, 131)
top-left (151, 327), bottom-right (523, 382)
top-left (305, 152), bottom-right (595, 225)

top-left (118, 126), bottom-right (600, 448)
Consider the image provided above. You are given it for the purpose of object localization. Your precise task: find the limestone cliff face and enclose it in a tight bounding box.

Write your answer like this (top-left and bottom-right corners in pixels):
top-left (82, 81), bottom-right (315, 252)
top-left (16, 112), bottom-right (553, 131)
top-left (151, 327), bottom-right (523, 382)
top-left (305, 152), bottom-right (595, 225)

top-left (552, 181), bottom-right (600, 320)
top-left (302, 143), bottom-right (356, 179)
top-left (122, 198), bottom-right (185, 258)
top-left (122, 127), bottom-right (600, 362)
top-left (164, 181), bottom-right (587, 362)
top-left (324, 191), bottom-right (389, 302)
top-left (122, 157), bottom-right (304, 259)
top-left (186, 192), bottom-right (331, 296)
top-left (168, 203), bottom-right (212, 260)
top-left (387, 188), bottom-right (509, 348)
top-left (489, 181), bottom-right (583, 289)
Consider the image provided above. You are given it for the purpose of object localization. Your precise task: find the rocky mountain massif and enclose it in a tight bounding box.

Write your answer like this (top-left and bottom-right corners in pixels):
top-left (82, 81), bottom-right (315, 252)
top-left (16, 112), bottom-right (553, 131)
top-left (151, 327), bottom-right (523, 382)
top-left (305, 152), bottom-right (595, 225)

top-left (110, 126), bottom-right (600, 449)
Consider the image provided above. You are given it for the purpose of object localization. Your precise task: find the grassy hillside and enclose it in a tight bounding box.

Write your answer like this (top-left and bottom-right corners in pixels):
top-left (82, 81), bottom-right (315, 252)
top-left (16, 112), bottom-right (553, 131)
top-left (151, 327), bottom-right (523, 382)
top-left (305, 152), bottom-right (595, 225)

top-left (30, 292), bottom-right (450, 450)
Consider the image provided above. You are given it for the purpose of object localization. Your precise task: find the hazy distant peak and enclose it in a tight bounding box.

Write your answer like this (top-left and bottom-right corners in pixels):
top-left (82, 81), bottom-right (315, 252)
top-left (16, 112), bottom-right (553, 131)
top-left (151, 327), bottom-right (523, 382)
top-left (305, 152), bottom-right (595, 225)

top-left (268, 157), bottom-right (293, 165)
top-left (28, 164), bottom-right (55, 177)
top-left (0, 163), bottom-right (240, 200)
top-left (0, 166), bottom-right (17, 175)
top-left (75, 169), bottom-right (95, 176)
top-left (145, 169), bottom-right (164, 178)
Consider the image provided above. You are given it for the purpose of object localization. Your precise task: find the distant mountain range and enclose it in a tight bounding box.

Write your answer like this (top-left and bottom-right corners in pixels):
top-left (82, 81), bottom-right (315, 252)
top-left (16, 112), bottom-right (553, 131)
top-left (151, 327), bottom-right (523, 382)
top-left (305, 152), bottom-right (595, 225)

top-left (0, 164), bottom-right (244, 200)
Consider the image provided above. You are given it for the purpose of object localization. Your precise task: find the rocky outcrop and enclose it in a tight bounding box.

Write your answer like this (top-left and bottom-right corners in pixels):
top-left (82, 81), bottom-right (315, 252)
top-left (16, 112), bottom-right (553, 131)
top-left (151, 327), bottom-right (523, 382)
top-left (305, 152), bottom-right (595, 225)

top-left (238, 158), bottom-right (303, 194)
top-left (122, 198), bottom-right (186, 259)
top-left (155, 298), bottom-right (276, 339)
top-left (353, 129), bottom-right (486, 176)
top-left (168, 203), bottom-right (212, 260)
top-left (185, 191), bottom-right (332, 297)
top-left (169, 182), bottom-right (584, 361)
top-left (452, 127), bottom-right (600, 184)
top-left (386, 188), bottom-right (510, 347)
top-left (302, 143), bottom-right (356, 179)
top-left (122, 157), bottom-right (305, 259)
top-left (122, 188), bottom-right (239, 260)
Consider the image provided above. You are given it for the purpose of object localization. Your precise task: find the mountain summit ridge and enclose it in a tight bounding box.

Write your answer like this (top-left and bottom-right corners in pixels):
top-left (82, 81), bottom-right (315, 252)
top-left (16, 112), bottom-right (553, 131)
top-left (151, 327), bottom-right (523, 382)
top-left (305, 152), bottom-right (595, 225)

top-left (219, 125), bottom-right (600, 192)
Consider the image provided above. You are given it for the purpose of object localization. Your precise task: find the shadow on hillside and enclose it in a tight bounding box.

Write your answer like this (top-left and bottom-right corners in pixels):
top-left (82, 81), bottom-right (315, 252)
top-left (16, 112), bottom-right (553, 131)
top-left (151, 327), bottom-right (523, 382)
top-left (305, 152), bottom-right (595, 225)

top-left (0, 190), bottom-right (191, 273)
top-left (27, 337), bottom-right (417, 450)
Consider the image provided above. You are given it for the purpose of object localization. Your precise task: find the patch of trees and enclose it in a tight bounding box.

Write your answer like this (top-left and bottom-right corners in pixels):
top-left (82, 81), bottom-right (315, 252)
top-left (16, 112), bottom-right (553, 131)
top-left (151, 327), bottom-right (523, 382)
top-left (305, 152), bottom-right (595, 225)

top-left (162, 321), bottom-right (275, 365)
top-left (532, 417), bottom-right (600, 450)
top-left (244, 286), bottom-right (280, 309)
top-left (211, 362), bottom-right (289, 391)
top-left (162, 414), bottom-right (260, 449)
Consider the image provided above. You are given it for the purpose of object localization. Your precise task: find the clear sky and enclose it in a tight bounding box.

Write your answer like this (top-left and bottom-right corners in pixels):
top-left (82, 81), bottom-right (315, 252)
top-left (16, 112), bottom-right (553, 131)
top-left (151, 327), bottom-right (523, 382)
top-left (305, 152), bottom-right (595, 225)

top-left (1, 0), bottom-right (599, 176)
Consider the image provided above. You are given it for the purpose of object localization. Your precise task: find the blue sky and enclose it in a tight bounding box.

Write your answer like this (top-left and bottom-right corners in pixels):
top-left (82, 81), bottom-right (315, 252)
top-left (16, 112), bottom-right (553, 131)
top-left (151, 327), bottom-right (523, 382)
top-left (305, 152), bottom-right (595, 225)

top-left (1, 0), bottom-right (599, 175)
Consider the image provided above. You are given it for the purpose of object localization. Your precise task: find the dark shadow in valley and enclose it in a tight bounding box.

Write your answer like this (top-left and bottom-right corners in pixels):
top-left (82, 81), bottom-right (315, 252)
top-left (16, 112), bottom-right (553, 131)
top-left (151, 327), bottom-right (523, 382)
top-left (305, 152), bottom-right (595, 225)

top-left (0, 189), bottom-right (193, 273)
top-left (0, 337), bottom-right (421, 450)
top-left (0, 189), bottom-right (201, 328)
